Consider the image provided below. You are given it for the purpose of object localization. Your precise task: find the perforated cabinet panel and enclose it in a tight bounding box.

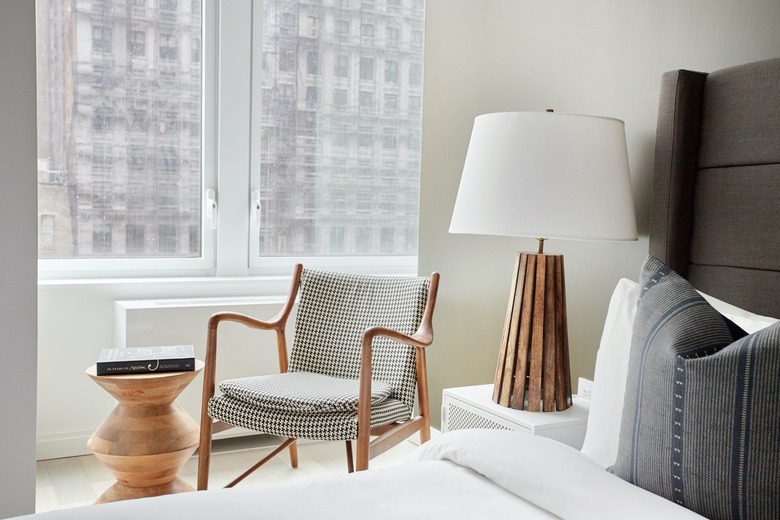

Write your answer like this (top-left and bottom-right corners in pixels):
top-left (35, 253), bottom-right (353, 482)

top-left (441, 394), bottom-right (531, 434)
top-left (444, 400), bottom-right (510, 431)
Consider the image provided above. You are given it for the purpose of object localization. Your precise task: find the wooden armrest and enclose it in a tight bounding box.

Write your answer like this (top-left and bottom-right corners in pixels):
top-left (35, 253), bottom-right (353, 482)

top-left (208, 310), bottom-right (286, 332)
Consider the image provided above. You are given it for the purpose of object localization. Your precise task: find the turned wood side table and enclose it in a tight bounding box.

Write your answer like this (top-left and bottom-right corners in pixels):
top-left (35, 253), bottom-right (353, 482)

top-left (85, 360), bottom-right (204, 503)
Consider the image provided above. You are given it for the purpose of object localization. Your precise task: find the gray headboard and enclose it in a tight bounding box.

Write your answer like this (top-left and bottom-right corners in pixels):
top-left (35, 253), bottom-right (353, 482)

top-left (649, 58), bottom-right (780, 318)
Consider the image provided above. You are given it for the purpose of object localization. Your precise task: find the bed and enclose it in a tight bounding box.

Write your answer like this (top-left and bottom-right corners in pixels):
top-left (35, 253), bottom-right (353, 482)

top-left (16, 57), bottom-right (780, 520)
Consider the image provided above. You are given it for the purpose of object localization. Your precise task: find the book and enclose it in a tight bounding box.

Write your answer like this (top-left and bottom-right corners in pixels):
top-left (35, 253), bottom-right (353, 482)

top-left (96, 345), bottom-right (196, 376)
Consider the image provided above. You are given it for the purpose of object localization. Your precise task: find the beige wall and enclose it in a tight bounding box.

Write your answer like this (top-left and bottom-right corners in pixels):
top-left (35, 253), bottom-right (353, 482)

top-left (0, 0), bottom-right (38, 516)
top-left (418, 0), bottom-right (780, 425)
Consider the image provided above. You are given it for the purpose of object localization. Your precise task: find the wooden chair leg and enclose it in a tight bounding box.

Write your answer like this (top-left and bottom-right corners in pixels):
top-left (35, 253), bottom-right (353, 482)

top-left (345, 441), bottom-right (354, 473)
top-left (196, 418), bottom-right (214, 491)
top-left (288, 440), bottom-right (299, 468)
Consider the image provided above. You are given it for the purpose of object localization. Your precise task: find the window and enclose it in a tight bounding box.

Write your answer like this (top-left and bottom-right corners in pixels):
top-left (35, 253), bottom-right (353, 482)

top-left (305, 86), bottom-right (319, 108)
top-left (384, 60), bottom-right (398, 83)
top-left (408, 95), bottom-right (421, 115)
top-left (409, 62), bottom-right (422, 86)
top-left (411, 30), bottom-right (424, 51)
top-left (359, 91), bottom-right (373, 109)
top-left (384, 93), bottom-right (397, 113)
top-left (359, 57), bottom-right (374, 81)
top-left (128, 30), bottom-right (146, 57)
top-left (160, 34), bottom-right (178, 60)
top-left (92, 26), bottom-right (111, 53)
top-left (126, 224), bottom-right (145, 254)
top-left (40, 215), bottom-right (56, 254)
top-left (334, 54), bottom-right (349, 77)
top-left (360, 24), bottom-right (374, 43)
top-left (386, 26), bottom-right (399, 48)
top-left (280, 48), bottom-right (296, 72)
top-left (36, 0), bottom-right (205, 269)
top-left (192, 37), bottom-right (201, 63)
top-left (333, 88), bottom-right (348, 108)
top-left (93, 223), bottom-right (113, 254)
top-left (306, 51), bottom-right (319, 74)
top-left (36, 0), bottom-right (425, 277)
top-left (336, 20), bottom-right (349, 38)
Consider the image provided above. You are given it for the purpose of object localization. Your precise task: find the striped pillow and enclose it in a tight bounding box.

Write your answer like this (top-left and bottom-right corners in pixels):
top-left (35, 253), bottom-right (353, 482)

top-left (613, 256), bottom-right (780, 520)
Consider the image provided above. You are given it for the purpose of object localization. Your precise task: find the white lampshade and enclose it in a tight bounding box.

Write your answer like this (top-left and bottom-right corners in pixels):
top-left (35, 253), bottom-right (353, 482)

top-left (450, 112), bottom-right (638, 242)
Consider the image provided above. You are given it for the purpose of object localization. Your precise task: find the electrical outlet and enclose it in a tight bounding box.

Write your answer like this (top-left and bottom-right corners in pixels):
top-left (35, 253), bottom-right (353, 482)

top-left (578, 377), bottom-right (594, 400)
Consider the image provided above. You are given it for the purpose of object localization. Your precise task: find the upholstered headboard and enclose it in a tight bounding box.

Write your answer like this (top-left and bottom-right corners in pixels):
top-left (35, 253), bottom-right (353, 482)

top-left (649, 58), bottom-right (780, 318)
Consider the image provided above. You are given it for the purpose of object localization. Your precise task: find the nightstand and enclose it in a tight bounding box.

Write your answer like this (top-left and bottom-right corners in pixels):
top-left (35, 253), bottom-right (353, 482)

top-left (442, 384), bottom-right (590, 449)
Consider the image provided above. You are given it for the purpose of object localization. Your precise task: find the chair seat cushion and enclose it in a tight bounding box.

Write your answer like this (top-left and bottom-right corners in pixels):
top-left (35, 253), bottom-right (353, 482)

top-left (218, 371), bottom-right (394, 413)
top-left (208, 392), bottom-right (411, 441)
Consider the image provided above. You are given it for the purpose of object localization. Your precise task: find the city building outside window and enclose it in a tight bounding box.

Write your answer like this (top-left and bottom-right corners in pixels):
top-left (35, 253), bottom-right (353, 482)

top-left (36, 0), bottom-right (426, 277)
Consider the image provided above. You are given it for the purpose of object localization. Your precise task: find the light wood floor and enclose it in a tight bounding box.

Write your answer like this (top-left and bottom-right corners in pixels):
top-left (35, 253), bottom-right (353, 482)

top-left (35, 436), bottom-right (419, 513)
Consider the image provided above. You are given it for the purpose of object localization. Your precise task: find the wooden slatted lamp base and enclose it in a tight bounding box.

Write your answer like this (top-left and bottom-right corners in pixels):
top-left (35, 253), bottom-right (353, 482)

top-left (492, 252), bottom-right (572, 412)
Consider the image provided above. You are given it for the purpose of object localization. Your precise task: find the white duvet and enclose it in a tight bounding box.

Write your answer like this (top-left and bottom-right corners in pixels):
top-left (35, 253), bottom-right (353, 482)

top-left (17, 430), bottom-right (705, 519)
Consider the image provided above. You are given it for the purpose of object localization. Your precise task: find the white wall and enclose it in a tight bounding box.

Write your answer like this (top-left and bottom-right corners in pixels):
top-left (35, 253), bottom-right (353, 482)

top-left (418, 0), bottom-right (780, 422)
top-left (34, 0), bottom-right (780, 464)
top-left (0, 0), bottom-right (38, 517)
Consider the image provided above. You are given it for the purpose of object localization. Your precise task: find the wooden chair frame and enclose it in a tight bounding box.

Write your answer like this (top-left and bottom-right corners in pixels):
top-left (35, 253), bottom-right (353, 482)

top-left (197, 264), bottom-right (439, 490)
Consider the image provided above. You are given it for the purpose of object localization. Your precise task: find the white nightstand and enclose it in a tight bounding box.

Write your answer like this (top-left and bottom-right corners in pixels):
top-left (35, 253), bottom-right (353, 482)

top-left (442, 384), bottom-right (590, 449)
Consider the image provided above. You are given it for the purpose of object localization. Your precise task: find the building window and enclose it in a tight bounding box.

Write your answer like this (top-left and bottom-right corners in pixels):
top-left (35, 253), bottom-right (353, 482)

top-left (40, 215), bottom-right (56, 254)
top-left (126, 224), bottom-right (145, 254)
top-left (192, 37), bottom-right (201, 63)
top-left (385, 26), bottom-right (399, 48)
top-left (305, 86), bottom-right (319, 108)
top-left (382, 127), bottom-right (397, 149)
top-left (280, 47), bottom-right (296, 72)
top-left (359, 57), bottom-right (374, 81)
top-left (359, 91), bottom-right (373, 109)
top-left (360, 23), bottom-right (374, 43)
top-left (93, 223), bottom-right (113, 254)
top-left (408, 95), bottom-right (421, 115)
top-left (384, 60), bottom-right (398, 83)
top-left (380, 227), bottom-right (394, 253)
top-left (306, 16), bottom-right (319, 37)
top-left (384, 93), bottom-right (398, 113)
top-left (336, 19), bottom-right (349, 38)
top-left (92, 105), bottom-right (113, 131)
top-left (334, 54), bottom-right (349, 77)
top-left (93, 25), bottom-right (112, 54)
top-left (157, 224), bottom-right (178, 254)
top-left (306, 51), bottom-right (319, 74)
top-left (333, 88), bottom-right (348, 108)
top-left (411, 30), bottom-right (424, 51)
top-left (128, 30), bottom-right (146, 57)
top-left (160, 34), bottom-right (178, 60)
top-left (330, 227), bottom-right (345, 253)
top-left (409, 62), bottom-right (422, 86)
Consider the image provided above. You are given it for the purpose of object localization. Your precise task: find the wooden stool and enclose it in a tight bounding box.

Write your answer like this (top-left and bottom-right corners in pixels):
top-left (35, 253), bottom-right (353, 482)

top-left (86, 361), bottom-right (204, 503)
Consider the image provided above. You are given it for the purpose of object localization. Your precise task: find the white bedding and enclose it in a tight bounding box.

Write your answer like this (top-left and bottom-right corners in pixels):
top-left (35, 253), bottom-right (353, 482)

top-left (16, 429), bottom-right (704, 520)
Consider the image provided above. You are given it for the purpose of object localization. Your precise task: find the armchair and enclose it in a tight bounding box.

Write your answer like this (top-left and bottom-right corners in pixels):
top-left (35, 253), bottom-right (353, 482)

top-left (197, 264), bottom-right (439, 490)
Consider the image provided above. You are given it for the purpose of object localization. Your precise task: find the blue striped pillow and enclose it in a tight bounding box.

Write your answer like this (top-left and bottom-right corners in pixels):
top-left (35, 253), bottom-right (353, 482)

top-left (613, 256), bottom-right (780, 520)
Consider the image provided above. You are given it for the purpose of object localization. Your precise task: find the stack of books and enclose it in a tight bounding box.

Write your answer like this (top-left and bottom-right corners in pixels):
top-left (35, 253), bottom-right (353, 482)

top-left (96, 345), bottom-right (196, 376)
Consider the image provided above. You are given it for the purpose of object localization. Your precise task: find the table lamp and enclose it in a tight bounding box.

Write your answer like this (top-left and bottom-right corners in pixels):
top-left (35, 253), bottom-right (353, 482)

top-left (449, 111), bottom-right (637, 412)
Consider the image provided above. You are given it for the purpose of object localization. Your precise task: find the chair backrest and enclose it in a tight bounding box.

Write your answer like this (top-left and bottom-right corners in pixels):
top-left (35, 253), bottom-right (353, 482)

top-left (288, 268), bottom-right (431, 413)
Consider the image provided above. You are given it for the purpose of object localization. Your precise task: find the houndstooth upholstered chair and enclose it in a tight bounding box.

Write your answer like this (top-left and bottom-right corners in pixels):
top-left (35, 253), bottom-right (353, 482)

top-left (197, 264), bottom-right (439, 490)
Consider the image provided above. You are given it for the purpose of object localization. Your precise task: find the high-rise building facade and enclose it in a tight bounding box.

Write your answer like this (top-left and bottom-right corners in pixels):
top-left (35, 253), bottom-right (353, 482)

top-left (36, 0), bottom-right (424, 262)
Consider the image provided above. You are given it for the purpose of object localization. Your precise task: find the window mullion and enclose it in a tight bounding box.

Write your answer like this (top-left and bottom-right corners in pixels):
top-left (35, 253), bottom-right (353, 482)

top-left (214, 0), bottom-right (254, 277)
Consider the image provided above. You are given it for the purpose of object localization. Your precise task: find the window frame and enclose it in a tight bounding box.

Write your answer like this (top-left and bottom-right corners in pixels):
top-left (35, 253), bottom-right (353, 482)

top-left (38, 0), bottom-right (419, 281)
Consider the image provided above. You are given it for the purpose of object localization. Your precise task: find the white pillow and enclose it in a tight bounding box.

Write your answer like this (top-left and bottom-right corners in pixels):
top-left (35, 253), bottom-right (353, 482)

top-left (698, 290), bottom-right (779, 333)
top-left (579, 278), bottom-right (779, 469)
top-left (579, 278), bottom-right (638, 468)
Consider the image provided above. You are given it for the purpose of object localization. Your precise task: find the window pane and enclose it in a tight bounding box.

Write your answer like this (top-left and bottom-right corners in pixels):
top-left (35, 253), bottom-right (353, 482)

top-left (36, 0), bottom-right (203, 259)
top-left (257, 0), bottom-right (425, 257)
